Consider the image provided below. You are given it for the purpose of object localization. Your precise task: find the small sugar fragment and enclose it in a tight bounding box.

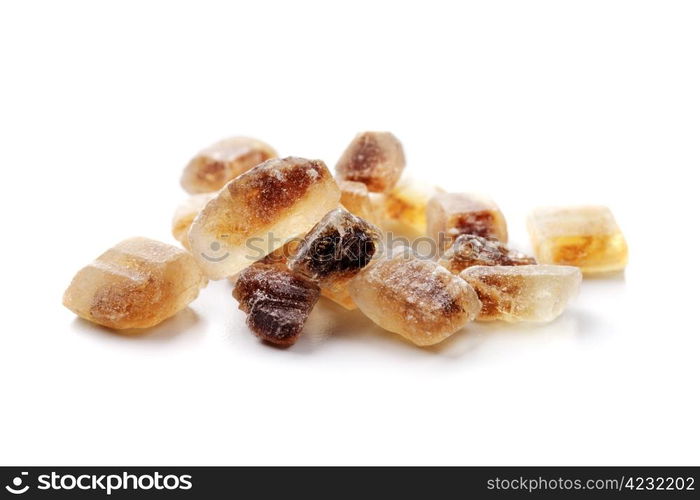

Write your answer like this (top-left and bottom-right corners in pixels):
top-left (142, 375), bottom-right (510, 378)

top-left (427, 192), bottom-right (508, 250)
top-left (460, 265), bottom-right (582, 322)
top-left (527, 206), bottom-right (628, 275)
top-left (439, 234), bottom-right (536, 274)
top-left (181, 136), bottom-right (277, 194)
top-left (63, 237), bottom-right (208, 330)
top-left (335, 131), bottom-right (405, 193)
top-left (339, 180), bottom-right (378, 224)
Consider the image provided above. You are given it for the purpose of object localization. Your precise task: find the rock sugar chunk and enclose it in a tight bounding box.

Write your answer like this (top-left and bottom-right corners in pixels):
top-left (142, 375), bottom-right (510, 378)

top-left (427, 192), bottom-right (508, 250)
top-left (63, 237), bottom-right (208, 330)
top-left (335, 131), bottom-right (405, 193)
top-left (374, 179), bottom-right (444, 237)
top-left (439, 234), bottom-right (536, 274)
top-left (460, 265), bottom-right (582, 322)
top-left (180, 136), bottom-right (277, 194)
top-left (188, 157), bottom-right (340, 279)
top-left (233, 264), bottom-right (320, 346)
top-left (349, 248), bottom-right (481, 346)
top-left (289, 208), bottom-right (381, 310)
top-left (171, 193), bottom-right (216, 249)
top-left (339, 180), bottom-right (378, 224)
top-left (289, 208), bottom-right (381, 285)
top-left (527, 206), bottom-right (628, 275)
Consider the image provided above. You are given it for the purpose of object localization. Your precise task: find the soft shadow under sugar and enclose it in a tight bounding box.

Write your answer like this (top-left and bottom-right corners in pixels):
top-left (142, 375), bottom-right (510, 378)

top-left (240, 297), bottom-right (591, 358)
top-left (294, 297), bottom-right (489, 357)
top-left (71, 307), bottom-right (204, 342)
top-left (291, 298), bottom-right (377, 353)
top-left (566, 307), bottom-right (609, 338)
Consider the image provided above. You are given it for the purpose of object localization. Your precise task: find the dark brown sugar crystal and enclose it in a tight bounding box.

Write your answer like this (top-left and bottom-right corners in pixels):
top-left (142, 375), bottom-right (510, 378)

top-left (289, 208), bottom-right (381, 286)
top-left (233, 264), bottom-right (320, 346)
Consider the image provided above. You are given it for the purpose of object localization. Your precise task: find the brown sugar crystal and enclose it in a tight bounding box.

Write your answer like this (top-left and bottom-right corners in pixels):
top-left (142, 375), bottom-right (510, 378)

top-left (63, 237), bottom-right (208, 330)
top-left (233, 264), bottom-right (320, 346)
top-left (180, 136), bottom-right (277, 194)
top-left (427, 192), bottom-right (508, 251)
top-left (335, 131), bottom-right (406, 193)
top-left (188, 157), bottom-right (340, 279)
top-left (349, 247), bottom-right (481, 346)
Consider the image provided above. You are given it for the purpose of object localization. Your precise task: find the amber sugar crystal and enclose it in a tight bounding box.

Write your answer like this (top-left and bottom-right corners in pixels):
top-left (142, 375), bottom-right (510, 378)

top-left (427, 192), bottom-right (508, 251)
top-left (63, 237), bottom-right (208, 330)
top-left (374, 179), bottom-right (444, 237)
top-left (335, 131), bottom-right (406, 193)
top-left (188, 157), bottom-right (341, 280)
top-left (527, 206), bottom-right (628, 275)
top-left (180, 136), bottom-right (277, 194)
top-left (338, 180), bottom-right (378, 224)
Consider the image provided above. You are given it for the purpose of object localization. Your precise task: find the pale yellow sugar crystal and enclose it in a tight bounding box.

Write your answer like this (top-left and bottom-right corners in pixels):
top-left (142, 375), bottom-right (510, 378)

top-left (459, 265), bottom-right (581, 323)
top-left (335, 131), bottom-right (406, 193)
top-left (63, 237), bottom-right (208, 330)
top-left (188, 157), bottom-right (340, 280)
top-left (338, 180), bottom-right (378, 224)
top-left (374, 179), bottom-right (444, 237)
top-left (181, 136), bottom-right (277, 194)
top-left (427, 192), bottom-right (508, 251)
top-left (527, 206), bottom-right (628, 275)
top-left (349, 247), bottom-right (481, 346)
top-left (171, 193), bottom-right (216, 249)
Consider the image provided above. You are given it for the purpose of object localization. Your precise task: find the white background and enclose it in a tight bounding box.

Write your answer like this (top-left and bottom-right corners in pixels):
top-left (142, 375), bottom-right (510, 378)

top-left (1, 0), bottom-right (698, 465)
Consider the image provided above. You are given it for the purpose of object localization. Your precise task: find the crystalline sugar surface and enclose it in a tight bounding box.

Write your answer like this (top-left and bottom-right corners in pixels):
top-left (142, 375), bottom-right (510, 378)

top-left (63, 237), bottom-right (208, 330)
